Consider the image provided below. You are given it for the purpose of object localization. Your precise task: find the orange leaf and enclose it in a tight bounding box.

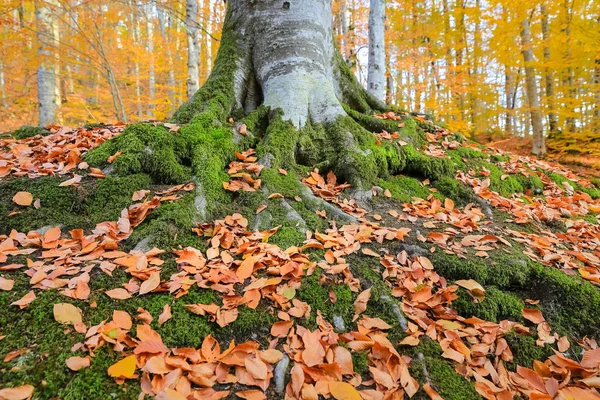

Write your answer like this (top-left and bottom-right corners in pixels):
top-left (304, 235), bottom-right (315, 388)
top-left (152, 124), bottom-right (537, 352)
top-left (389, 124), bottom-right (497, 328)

top-left (0, 276), bottom-right (15, 291)
top-left (66, 356), bottom-right (91, 371)
top-left (53, 303), bottom-right (83, 324)
top-left (105, 288), bottom-right (132, 300)
top-left (107, 355), bottom-right (136, 378)
top-left (113, 310), bottom-right (132, 330)
top-left (158, 304), bottom-right (172, 325)
top-left (10, 290), bottom-right (36, 309)
top-left (329, 382), bottom-right (362, 400)
top-left (236, 390), bottom-right (266, 400)
top-left (139, 272), bottom-right (160, 295)
top-left (270, 320), bottom-right (293, 338)
top-left (0, 384), bottom-right (35, 400)
top-left (12, 191), bottom-right (33, 206)
top-left (522, 308), bottom-right (545, 324)
top-left (237, 255), bottom-right (258, 281)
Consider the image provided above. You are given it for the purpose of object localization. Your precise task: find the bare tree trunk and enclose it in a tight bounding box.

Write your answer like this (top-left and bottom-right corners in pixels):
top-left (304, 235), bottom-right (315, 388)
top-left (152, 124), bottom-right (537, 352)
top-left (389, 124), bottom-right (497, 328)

top-left (0, 59), bottom-right (7, 109)
top-left (504, 67), bottom-right (515, 136)
top-left (186, 0), bottom-right (200, 99)
top-left (51, 1), bottom-right (62, 122)
top-left (147, 1), bottom-right (156, 117)
top-left (562, 0), bottom-right (576, 133)
top-left (158, 8), bottom-right (176, 110)
top-left (594, 15), bottom-right (600, 134)
top-left (520, 14), bottom-right (546, 155)
top-left (367, 0), bottom-right (385, 102)
top-left (36, 0), bottom-right (57, 126)
top-left (131, 9), bottom-right (143, 119)
top-left (541, 2), bottom-right (558, 133)
top-left (338, 0), bottom-right (350, 61)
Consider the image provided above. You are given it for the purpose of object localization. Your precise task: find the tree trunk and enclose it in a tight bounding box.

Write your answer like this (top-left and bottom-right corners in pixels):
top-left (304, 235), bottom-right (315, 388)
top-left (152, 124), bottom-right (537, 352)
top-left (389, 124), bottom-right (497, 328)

top-left (367, 0), bottom-right (385, 103)
top-left (186, 0), bottom-right (200, 99)
top-left (147, 1), bottom-right (156, 118)
top-left (36, 0), bottom-right (57, 126)
top-left (594, 15), bottom-right (600, 134)
top-left (171, 0), bottom-right (385, 189)
top-left (520, 15), bottom-right (546, 156)
top-left (541, 3), bottom-right (558, 133)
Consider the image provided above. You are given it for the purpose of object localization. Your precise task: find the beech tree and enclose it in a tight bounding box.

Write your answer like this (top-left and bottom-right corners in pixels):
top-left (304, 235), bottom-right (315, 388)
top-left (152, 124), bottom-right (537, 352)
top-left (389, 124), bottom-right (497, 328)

top-left (170, 0), bottom-right (391, 193)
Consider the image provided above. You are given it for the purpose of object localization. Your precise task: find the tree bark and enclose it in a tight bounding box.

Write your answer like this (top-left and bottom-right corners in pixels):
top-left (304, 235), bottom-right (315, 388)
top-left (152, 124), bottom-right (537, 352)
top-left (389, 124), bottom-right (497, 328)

top-left (594, 15), bottom-right (600, 134)
top-left (541, 2), bottom-right (558, 133)
top-left (36, 0), bottom-right (57, 126)
top-left (367, 0), bottom-right (385, 103)
top-left (186, 0), bottom-right (200, 99)
top-left (520, 14), bottom-right (546, 155)
top-left (147, 1), bottom-right (156, 118)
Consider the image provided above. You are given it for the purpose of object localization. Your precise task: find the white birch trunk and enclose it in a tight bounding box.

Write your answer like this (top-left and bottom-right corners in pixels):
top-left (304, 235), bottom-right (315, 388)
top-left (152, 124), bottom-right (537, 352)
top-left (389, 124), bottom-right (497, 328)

top-left (520, 16), bottom-right (546, 155)
top-left (186, 0), bottom-right (200, 98)
top-left (35, 0), bottom-right (56, 126)
top-left (147, 2), bottom-right (156, 117)
top-left (367, 0), bottom-right (385, 103)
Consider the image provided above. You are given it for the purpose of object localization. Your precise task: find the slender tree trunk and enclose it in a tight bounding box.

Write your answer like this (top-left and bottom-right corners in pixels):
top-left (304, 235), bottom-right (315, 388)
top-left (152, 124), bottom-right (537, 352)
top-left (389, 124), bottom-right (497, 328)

top-left (186, 0), bottom-right (200, 99)
top-left (504, 67), bottom-right (515, 136)
top-left (131, 9), bottom-right (143, 119)
top-left (562, 0), bottom-right (576, 133)
top-left (594, 15), bottom-right (600, 134)
top-left (520, 14), bottom-right (546, 155)
top-left (541, 2), bottom-right (558, 133)
top-left (147, 1), bottom-right (156, 117)
top-left (456, 0), bottom-right (466, 123)
top-left (0, 59), bottom-right (7, 109)
top-left (367, 0), bottom-right (385, 102)
top-left (338, 0), bottom-right (350, 61)
top-left (36, 0), bottom-right (57, 126)
top-left (51, 2), bottom-right (62, 122)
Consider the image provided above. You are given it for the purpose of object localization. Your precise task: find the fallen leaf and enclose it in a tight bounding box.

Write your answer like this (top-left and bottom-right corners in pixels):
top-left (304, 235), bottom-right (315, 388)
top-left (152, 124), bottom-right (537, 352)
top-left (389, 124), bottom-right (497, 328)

top-left (105, 288), bottom-right (132, 300)
top-left (10, 290), bottom-right (36, 309)
top-left (108, 355), bottom-right (137, 378)
top-left (158, 304), bottom-right (172, 325)
top-left (66, 356), bottom-right (91, 371)
top-left (12, 192), bottom-right (33, 206)
top-left (53, 303), bottom-right (83, 324)
top-left (237, 255), bottom-right (258, 281)
top-left (0, 384), bottom-right (35, 400)
top-left (113, 310), bottom-right (132, 330)
top-left (522, 308), bottom-right (545, 324)
top-left (0, 276), bottom-right (15, 291)
top-left (139, 272), bottom-right (160, 295)
top-left (352, 288), bottom-right (371, 321)
top-left (329, 382), bottom-right (362, 400)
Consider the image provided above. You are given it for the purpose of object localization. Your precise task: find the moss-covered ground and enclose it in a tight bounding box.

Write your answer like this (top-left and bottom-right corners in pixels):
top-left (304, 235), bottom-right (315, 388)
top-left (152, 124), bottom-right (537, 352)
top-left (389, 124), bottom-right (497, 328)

top-left (3, 108), bottom-right (600, 399)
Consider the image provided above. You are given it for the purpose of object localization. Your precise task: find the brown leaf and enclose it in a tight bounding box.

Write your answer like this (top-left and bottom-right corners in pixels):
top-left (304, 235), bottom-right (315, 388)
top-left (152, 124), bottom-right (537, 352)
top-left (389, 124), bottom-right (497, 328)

top-left (66, 356), bottom-right (91, 371)
top-left (0, 276), bottom-right (15, 291)
top-left (158, 304), bottom-right (172, 325)
top-left (10, 290), bottom-right (36, 309)
top-left (53, 303), bottom-right (83, 324)
top-left (237, 255), bottom-right (258, 281)
top-left (522, 308), bottom-right (545, 324)
top-left (113, 310), bottom-right (132, 330)
top-left (12, 191), bottom-right (33, 206)
top-left (352, 288), bottom-right (371, 321)
top-left (139, 272), bottom-right (160, 295)
top-left (105, 288), bottom-right (132, 300)
top-left (0, 384), bottom-right (35, 400)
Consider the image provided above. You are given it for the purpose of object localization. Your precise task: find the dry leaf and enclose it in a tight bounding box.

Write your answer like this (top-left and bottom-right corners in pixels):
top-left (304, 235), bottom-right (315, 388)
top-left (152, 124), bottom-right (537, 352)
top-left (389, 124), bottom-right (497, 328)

top-left (113, 310), bottom-right (132, 330)
top-left (12, 191), bottom-right (33, 206)
top-left (105, 288), bottom-right (132, 300)
top-left (0, 384), bottom-right (35, 400)
top-left (158, 304), bottom-right (172, 325)
top-left (139, 272), bottom-right (160, 295)
top-left (66, 356), bottom-right (91, 371)
top-left (53, 303), bottom-right (83, 324)
top-left (329, 382), bottom-right (362, 400)
top-left (10, 290), bottom-right (36, 309)
top-left (108, 355), bottom-right (137, 378)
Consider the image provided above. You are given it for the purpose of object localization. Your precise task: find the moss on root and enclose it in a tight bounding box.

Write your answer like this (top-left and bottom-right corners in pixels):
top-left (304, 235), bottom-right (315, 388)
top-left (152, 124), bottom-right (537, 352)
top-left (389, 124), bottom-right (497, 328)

top-left (1, 125), bottom-right (50, 139)
top-left (431, 248), bottom-right (600, 339)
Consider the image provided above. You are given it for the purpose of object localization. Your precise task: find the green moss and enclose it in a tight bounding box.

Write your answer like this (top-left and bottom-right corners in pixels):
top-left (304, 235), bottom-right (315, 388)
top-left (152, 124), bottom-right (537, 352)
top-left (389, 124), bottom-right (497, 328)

top-left (433, 177), bottom-right (475, 205)
top-left (85, 174), bottom-right (151, 224)
top-left (351, 351), bottom-right (369, 376)
top-left (546, 171), bottom-right (600, 199)
top-left (0, 176), bottom-right (87, 234)
top-left (431, 249), bottom-right (600, 339)
top-left (1, 125), bottom-right (50, 139)
top-left (409, 339), bottom-right (480, 400)
top-left (504, 332), bottom-right (553, 370)
top-left (85, 122), bottom-right (191, 183)
top-left (453, 287), bottom-right (523, 322)
top-left (296, 270), bottom-right (355, 329)
top-left (377, 175), bottom-right (434, 203)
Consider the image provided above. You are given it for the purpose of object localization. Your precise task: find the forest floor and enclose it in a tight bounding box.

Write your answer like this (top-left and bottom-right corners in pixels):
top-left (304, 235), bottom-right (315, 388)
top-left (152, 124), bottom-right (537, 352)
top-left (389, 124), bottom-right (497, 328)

top-left (1, 117), bottom-right (600, 400)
